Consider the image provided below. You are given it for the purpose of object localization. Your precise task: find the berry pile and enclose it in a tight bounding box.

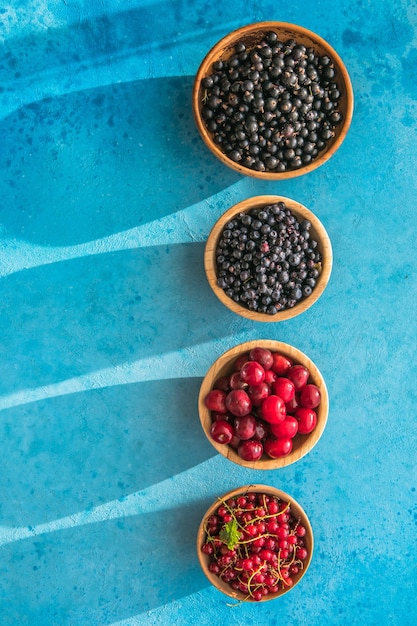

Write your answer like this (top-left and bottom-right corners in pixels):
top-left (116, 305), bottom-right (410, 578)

top-left (200, 31), bottom-right (343, 173)
top-left (201, 490), bottom-right (309, 601)
top-left (216, 201), bottom-right (321, 315)
top-left (204, 346), bottom-right (320, 462)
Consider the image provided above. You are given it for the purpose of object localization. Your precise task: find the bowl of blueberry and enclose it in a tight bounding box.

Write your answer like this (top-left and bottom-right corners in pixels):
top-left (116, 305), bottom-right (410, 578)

top-left (197, 484), bottom-right (313, 601)
top-left (193, 21), bottom-right (353, 178)
top-left (198, 340), bottom-right (329, 469)
top-left (205, 195), bottom-right (332, 321)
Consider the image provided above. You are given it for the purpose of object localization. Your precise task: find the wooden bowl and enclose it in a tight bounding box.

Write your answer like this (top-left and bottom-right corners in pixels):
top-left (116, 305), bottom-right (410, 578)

top-left (198, 340), bottom-right (328, 469)
top-left (197, 484), bottom-right (314, 601)
top-left (192, 21), bottom-right (354, 179)
top-left (205, 195), bottom-right (332, 322)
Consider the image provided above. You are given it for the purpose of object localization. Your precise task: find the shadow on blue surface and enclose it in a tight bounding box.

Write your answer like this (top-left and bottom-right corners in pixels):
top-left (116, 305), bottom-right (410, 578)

top-left (0, 75), bottom-right (239, 246)
top-left (0, 377), bottom-right (215, 527)
top-left (0, 498), bottom-right (210, 624)
top-left (0, 1), bottom-right (219, 84)
top-left (0, 242), bottom-right (248, 396)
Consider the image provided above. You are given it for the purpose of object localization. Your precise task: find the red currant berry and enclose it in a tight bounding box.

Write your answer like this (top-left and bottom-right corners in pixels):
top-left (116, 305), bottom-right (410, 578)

top-left (296, 547), bottom-right (308, 560)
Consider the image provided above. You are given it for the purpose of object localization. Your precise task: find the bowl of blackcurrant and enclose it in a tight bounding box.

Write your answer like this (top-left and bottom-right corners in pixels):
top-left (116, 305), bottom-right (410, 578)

top-left (193, 21), bottom-right (353, 179)
top-left (205, 195), bottom-right (332, 321)
top-left (197, 484), bottom-right (313, 602)
top-left (198, 340), bottom-right (328, 469)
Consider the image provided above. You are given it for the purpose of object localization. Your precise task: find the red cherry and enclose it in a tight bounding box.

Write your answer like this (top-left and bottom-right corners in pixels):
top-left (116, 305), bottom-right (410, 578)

top-left (247, 382), bottom-right (270, 406)
top-left (270, 416), bottom-right (298, 439)
top-left (272, 377), bottom-right (295, 403)
top-left (249, 347), bottom-right (273, 370)
top-left (225, 389), bottom-right (252, 416)
top-left (234, 414), bottom-right (257, 440)
top-left (238, 439), bottom-right (263, 461)
top-left (253, 419), bottom-right (269, 441)
top-left (234, 353), bottom-right (250, 371)
top-left (264, 437), bottom-right (293, 458)
top-left (299, 384), bottom-right (321, 408)
top-left (286, 364), bottom-right (310, 391)
top-left (271, 352), bottom-right (293, 375)
top-left (295, 407), bottom-right (317, 434)
top-left (205, 389), bottom-right (227, 413)
top-left (240, 360), bottom-right (265, 386)
top-left (260, 395), bottom-right (287, 424)
top-left (213, 375), bottom-right (230, 391)
top-left (264, 369), bottom-right (277, 385)
top-left (229, 371), bottom-right (247, 389)
top-left (210, 420), bottom-right (234, 444)
top-left (285, 393), bottom-right (300, 415)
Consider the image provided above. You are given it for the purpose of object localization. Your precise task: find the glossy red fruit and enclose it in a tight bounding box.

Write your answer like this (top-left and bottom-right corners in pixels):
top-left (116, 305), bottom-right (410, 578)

top-left (264, 369), bottom-right (277, 385)
top-left (235, 353), bottom-right (250, 371)
top-left (229, 371), bottom-right (247, 389)
top-left (205, 389), bottom-right (227, 413)
top-left (253, 420), bottom-right (268, 441)
top-left (211, 411), bottom-right (232, 422)
top-left (271, 352), bottom-right (293, 375)
top-left (285, 394), bottom-right (300, 415)
top-left (295, 407), bottom-right (317, 434)
top-left (213, 375), bottom-right (230, 391)
top-left (272, 377), bottom-right (295, 403)
top-left (264, 437), bottom-right (293, 458)
top-left (286, 364), bottom-right (310, 390)
top-left (249, 347), bottom-right (273, 370)
top-left (240, 360), bottom-right (265, 386)
top-left (270, 416), bottom-right (298, 439)
top-left (225, 389), bottom-right (252, 416)
top-left (210, 420), bottom-right (234, 444)
top-left (234, 414), bottom-right (257, 440)
top-left (247, 382), bottom-right (270, 406)
top-left (260, 395), bottom-right (287, 424)
top-left (299, 384), bottom-right (321, 408)
top-left (238, 439), bottom-right (263, 461)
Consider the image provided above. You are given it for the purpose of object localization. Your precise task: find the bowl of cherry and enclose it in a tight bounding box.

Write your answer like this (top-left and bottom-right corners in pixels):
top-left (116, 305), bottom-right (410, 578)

top-left (205, 195), bottom-right (332, 322)
top-left (197, 484), bottom-right (313, 602)
top-left (192, 21), bottom-right (354, 179)
top-left (198, 340), bottom-right (328, 469)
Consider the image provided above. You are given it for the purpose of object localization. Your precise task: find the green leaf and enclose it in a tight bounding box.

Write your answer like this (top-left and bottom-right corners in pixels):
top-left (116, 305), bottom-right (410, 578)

top-left (219, 517), bottom-right (240, 550)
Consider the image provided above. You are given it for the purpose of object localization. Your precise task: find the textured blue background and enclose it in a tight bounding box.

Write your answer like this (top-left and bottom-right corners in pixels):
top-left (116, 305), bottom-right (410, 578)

top-left (0, 1), bottom-right (416, 625)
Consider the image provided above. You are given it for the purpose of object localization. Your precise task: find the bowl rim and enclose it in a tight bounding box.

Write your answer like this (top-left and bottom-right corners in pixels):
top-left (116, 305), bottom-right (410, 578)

top-left (192, 20), bottom-right (354, 179)
top-left (204, 194), bottom-right (333, 322)
top-left (197, 483), bottom-right (314, 601)
top-left (198, 339), bottom-right (329, 469)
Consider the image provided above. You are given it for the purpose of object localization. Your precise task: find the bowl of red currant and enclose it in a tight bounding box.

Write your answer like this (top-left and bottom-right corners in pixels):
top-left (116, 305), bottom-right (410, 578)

top-left (198, 340), bottom-right (328, 469)
top-left (197, 484), bottom-right (313, 601)
top-left (205, 195), bottom-right (332, 321)
top-left (193, 21), bottom-right (354, 179)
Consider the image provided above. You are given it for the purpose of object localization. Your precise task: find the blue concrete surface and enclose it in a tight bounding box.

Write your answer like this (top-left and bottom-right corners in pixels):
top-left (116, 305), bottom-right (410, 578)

top-left (0, 1), bottom-right (416, 624)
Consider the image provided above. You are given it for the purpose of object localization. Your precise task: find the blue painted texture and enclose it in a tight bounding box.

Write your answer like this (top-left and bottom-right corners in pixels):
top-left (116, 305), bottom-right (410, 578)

top-left (0, 1), bottom-right (416, 624)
